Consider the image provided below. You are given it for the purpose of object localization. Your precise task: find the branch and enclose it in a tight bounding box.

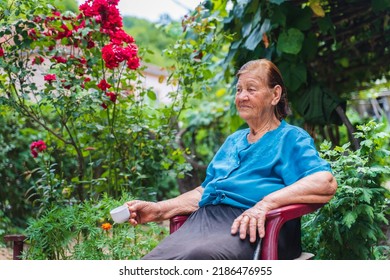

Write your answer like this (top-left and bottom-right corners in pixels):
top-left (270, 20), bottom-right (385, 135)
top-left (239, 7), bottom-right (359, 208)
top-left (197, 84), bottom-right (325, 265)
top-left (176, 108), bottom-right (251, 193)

top-left (5, 76), bottom-right (72, 145)
top-left (175, 127), bottom-right (207, 170)
top-left (335, 105), bottom-right (360, 150)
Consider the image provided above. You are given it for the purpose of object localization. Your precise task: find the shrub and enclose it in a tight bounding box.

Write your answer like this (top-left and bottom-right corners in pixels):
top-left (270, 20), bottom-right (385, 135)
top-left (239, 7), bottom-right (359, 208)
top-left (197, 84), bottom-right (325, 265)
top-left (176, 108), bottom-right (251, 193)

top-left (0, 0), bottom-right (194, 206)
top-left (23, 193), bottom-right (167, 260)
top-left (302, 121), bottom-right (390, 259)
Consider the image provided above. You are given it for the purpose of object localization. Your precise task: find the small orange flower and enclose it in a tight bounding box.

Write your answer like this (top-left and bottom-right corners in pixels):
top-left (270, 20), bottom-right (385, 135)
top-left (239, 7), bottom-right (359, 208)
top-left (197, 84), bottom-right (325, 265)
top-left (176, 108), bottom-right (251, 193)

top-left (101, 222), bottom-right (112, 231)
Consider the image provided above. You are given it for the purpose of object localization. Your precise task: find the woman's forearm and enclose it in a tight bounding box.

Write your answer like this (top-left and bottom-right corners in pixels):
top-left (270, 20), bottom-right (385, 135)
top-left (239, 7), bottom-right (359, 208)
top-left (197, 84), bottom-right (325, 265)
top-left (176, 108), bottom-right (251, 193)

top-left (156, 186), bottom-right (204, 221)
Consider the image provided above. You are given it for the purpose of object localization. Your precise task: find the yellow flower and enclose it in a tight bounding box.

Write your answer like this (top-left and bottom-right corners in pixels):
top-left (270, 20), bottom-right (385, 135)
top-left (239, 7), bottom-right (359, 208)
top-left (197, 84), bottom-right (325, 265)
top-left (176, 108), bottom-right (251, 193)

top-left (101, 222), bottom-right (112, 231)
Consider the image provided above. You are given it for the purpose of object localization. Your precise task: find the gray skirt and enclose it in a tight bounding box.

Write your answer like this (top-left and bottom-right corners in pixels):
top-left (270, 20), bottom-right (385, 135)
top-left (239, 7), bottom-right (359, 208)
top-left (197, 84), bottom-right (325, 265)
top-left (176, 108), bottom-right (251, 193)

top-left (142, 204), bottom-right (259, 260)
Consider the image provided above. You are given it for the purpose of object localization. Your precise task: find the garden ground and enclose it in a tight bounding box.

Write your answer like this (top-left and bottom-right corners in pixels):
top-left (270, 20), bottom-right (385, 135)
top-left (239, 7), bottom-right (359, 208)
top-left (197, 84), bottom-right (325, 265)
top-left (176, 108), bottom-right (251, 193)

top-left (0, 247), bottom-right (12, 260)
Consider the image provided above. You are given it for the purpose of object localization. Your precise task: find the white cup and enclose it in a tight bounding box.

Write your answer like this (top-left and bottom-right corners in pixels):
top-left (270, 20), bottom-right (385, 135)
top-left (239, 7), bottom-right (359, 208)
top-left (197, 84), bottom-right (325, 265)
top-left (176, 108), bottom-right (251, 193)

top-left (110, 205), bottom-right (130, 223)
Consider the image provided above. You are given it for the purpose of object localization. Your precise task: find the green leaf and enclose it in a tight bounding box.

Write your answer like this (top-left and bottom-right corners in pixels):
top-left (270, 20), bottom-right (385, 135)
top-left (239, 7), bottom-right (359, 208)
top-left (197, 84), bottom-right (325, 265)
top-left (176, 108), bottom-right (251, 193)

top-left (277, 28), bottom-right (305, 54)
top-left (333, 222), bottom-right (343, 244)
top-left (271, 6), bottom-right (286, 27)
top-left (241, 21), bottom-right (252, 38)
top-left (359, 188), bottom-right (373, 204)
top-left (342, 211), bottom-right (358, 228)
top-left (244, 20), bottom-right (270, 51)
top-left (292, 7), bottom-right (312, 31)
top-left (230, 39), bottom-right (242, 50)
top-left (317, 16), bottom-right (334, 35)
top-left (278, 61), bottom-right (307, 91)
top-left (233, 2), bottom-right (245, 18)
top-left (301, 32), bottom-right (318, 60)
top-left (147, 90), bottom-right (156, 101)
top-left (356, 204), bottom-right (375, 221)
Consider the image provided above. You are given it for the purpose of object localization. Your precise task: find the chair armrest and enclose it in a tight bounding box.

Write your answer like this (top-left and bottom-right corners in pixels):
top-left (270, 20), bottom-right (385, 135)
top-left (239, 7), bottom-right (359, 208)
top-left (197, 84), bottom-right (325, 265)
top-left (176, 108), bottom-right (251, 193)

top-left (261, 203), bottom-right (324, 260)
top-left (169, 215), bottom-right (189, 234)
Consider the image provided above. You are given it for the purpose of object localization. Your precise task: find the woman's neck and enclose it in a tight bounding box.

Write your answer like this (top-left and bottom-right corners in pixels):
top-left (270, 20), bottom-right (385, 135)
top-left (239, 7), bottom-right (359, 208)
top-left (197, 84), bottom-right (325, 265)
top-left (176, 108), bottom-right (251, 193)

top-left (247, 117), bottom-right (281, 143)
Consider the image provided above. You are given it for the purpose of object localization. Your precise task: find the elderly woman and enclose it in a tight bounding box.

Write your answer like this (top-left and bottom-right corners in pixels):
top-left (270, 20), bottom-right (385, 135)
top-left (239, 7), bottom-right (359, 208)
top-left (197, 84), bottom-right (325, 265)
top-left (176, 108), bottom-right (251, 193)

top-left (126, 59), bottom-right (338, 260)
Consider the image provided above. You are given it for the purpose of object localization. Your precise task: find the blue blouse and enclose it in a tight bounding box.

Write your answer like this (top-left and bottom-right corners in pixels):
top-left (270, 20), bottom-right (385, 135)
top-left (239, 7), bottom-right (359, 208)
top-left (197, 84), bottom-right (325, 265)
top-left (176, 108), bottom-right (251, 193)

top-left (199, 120), bottom-right (331, 209)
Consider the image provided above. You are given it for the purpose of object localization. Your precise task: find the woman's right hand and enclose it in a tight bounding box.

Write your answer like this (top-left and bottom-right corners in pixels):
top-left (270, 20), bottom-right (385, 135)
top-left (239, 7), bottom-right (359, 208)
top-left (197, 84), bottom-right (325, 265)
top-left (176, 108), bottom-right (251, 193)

top-left (125, 200), bottom-right (162, 226)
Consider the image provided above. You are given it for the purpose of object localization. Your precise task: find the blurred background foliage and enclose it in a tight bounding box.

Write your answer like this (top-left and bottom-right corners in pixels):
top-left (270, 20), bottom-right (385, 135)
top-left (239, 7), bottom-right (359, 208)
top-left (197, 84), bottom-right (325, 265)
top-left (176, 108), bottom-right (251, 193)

top-left (0, 0), bottom-right (389, 259)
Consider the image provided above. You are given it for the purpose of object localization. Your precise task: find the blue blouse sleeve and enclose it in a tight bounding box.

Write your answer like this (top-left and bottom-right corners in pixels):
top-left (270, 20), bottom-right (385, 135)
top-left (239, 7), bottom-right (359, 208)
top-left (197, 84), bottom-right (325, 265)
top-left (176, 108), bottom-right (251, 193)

top-left (278, 128), bottom-right (331, 185)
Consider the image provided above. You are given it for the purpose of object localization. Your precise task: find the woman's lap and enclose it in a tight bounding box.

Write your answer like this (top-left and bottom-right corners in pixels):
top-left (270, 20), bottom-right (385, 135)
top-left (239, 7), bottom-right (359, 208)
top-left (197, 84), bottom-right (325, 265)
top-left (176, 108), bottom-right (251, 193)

top-left (142, 204), bottom-right (258, 260)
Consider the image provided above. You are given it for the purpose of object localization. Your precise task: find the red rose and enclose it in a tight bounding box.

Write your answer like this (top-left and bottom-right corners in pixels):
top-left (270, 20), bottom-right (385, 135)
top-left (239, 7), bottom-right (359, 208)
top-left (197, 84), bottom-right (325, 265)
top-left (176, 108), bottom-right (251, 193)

top-left (0, 48), bottom-right (4, 57)
top-left (79, 0), bottom-right (123, 31)
top-left (44, 74), bottom-right (56, 83)
top-left (79, 1), bottom-right (99, 17)
top-left (87, 40), bottom-right (95, 49)
top-left (127, 56), bottom-right (140, 70)
top-left (79, 57), bottom-right (87, 65)
top-left (108, 29), bottom-right (135, 45)
top-left (101, 6), bottom-right (123, 30)
top-left (102, 44), bottom-right (119, 69)
top-left (53, 56), bottom-right (67, 64)
top-left (125, 44), bottom-right (140, 70)
top-left (97, 79), bottom-right (111, 91)
top-left (30, 140), bottom-right (47, 158)
top-left (105, 92), bottom-right (117, 103)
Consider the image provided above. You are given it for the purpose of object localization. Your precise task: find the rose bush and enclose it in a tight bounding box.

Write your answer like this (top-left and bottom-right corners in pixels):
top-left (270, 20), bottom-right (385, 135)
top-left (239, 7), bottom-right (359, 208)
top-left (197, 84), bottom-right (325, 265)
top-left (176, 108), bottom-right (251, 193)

top-left (0, 0), bottom-right (192, 208)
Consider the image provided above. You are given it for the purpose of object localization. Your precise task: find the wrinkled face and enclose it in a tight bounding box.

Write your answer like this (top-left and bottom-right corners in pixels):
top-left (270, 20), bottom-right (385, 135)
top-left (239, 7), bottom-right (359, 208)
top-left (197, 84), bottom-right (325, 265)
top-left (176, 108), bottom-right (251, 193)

top-left (235, 72), bottom-right (279, 122)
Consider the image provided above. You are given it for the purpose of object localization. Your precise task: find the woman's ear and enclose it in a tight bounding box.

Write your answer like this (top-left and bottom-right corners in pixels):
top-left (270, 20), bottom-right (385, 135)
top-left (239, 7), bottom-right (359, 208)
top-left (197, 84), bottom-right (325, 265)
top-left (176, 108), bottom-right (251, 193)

top-left (271, 85), bottom-right (282, 105)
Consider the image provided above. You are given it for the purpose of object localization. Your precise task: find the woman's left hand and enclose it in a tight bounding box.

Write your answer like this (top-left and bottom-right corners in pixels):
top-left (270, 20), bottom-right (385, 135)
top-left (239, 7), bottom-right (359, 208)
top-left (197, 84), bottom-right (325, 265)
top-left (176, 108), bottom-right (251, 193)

top-left (230, 203), bottom-right (271, 242)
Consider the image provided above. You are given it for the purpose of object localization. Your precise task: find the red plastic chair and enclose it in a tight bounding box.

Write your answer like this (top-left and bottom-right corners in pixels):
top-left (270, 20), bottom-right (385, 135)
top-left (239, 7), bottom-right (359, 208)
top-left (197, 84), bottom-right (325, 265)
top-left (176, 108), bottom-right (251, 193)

top-left (169, 203), bottom-right (324, 260)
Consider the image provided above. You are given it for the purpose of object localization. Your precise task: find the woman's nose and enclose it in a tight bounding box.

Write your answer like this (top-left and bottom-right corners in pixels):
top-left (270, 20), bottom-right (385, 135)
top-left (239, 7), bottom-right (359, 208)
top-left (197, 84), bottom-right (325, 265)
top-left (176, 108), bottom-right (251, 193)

top-left (236, 91), bottom-right (249, 100)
